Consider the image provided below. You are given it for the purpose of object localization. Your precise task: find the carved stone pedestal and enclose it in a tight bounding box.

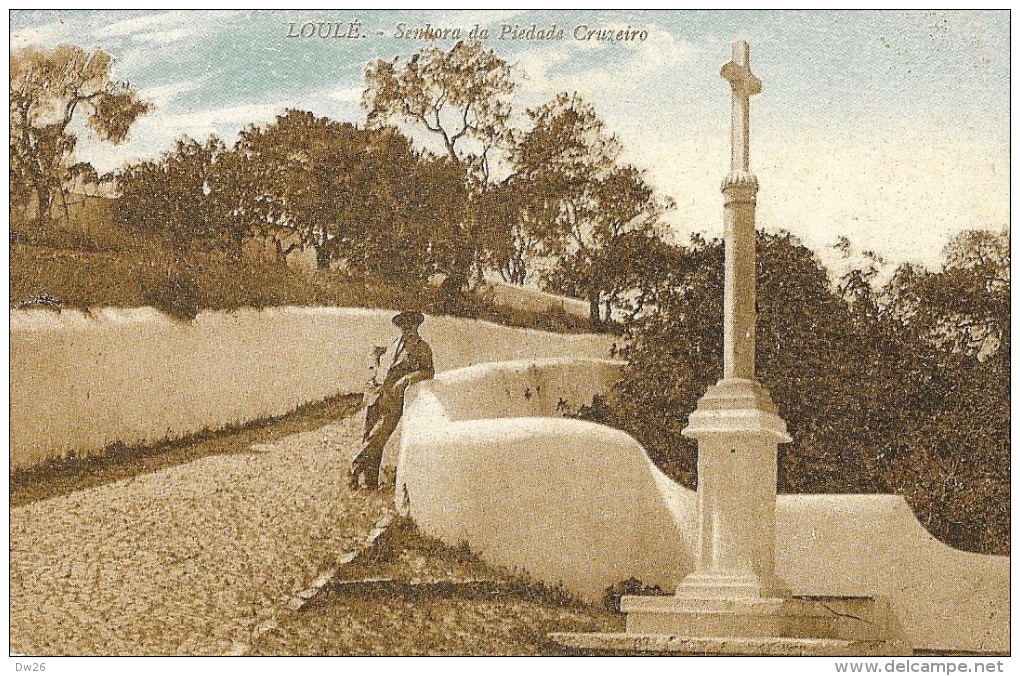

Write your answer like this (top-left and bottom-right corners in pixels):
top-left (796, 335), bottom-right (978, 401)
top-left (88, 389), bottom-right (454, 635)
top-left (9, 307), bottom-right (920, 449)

top-left (677, 377), bottom-right (791, 600)
top-left (617, 595), bottom-right (910, 654)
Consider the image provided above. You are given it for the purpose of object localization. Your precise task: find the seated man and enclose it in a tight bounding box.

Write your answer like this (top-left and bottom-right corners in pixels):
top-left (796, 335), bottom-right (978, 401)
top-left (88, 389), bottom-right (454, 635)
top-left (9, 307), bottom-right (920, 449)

top-left (350, 310), bottom-right (434, 490)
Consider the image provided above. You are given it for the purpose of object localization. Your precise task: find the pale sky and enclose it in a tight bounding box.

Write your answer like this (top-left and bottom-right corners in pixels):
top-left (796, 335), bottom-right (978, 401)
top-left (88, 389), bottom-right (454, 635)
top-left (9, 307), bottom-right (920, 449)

top-left (9, 9), bottom-right (1010, 271)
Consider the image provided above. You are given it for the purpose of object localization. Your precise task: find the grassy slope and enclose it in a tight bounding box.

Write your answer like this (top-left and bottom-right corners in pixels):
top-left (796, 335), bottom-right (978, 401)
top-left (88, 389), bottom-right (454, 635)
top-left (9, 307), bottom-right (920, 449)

top-left (252, 517), bottom-right (625, 656)
top-left (11, 198), bottom-right (595, 333)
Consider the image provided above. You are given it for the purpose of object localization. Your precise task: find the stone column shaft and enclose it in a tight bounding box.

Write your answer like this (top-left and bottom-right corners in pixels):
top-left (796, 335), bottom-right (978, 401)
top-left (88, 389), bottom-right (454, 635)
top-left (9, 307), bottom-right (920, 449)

top-left (729, 42), bottom-right (752, 172)
top-left (723, 177), bottom-right (758, 380)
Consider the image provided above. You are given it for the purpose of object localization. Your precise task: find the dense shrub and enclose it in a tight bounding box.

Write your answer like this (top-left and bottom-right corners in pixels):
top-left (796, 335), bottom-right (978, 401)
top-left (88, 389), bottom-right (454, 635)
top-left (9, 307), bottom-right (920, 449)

top-left (139, 267), bottom-right (200, 320)
top-left (588, 230), bottom-right (1009, 554)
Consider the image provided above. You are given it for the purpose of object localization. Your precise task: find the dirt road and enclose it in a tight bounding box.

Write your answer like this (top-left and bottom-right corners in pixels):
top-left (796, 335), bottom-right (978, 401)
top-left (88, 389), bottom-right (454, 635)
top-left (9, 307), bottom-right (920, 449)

top-left (10, 417), bottom-right (392, 656)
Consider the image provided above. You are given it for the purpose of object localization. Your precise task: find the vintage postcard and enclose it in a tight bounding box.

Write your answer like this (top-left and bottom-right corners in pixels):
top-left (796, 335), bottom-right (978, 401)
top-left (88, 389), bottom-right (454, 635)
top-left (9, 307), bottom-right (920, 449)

top-left (8, 9), bottom-right (1009, 666)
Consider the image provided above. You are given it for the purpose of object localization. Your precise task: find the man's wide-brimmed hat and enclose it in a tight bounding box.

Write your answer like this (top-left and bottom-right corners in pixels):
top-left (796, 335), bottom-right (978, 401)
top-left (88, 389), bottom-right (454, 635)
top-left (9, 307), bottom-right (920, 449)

top-left (392, 310), bottom-right (425, 329)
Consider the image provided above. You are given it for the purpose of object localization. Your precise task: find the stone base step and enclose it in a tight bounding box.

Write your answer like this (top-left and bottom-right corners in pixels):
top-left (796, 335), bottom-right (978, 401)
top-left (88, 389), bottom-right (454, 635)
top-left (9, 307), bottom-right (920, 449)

top-left (548, 632), bottom-right (912, 656)
top-left (622, 595), bottom-right (901, 641)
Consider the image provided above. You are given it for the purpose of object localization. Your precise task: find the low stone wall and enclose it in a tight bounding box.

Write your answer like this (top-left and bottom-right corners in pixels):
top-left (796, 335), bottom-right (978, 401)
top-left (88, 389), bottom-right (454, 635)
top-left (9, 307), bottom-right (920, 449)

top-left (776, 495), bottom-right (1009, 654)
top-left (396, 358), bottom-right (1009, 653)
top-left (395, 358), bottom-right (696, 599)
top-left (9, 307), bottom-right (615, 471)
top-left (475, 281), bottom-right (590, 320)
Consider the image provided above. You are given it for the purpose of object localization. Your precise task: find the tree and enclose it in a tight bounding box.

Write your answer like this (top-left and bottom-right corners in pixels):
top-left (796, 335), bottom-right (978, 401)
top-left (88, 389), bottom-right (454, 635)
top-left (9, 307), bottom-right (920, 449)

top-left (233, 111), bottom-right (368, 268)
top-left (470, 178), bottom-right (553, 285)
top-left (887, 229), bottom-right (1009, 361)
top-left (10, 44), bottom-right (151, 223)
top-left (877, 228), bottom-right (1010, 551)
top-left (363, 40), bottom-right (515, 173)
top-left (116, 136), bottom-right (241, 258)
top-left (232, 110), bottom-right (467, 281)
top-left (350, 150), bottom-right (467, 284)
top-left (595, 231), bottom-right (687, 323)
top-left (116, 108), bottom-right (468, 286)
top-left (114, 136), bottom-right (240, 319)
top-left (363, 40), bottom-right (516, 289)
top-left (516, 93), bottom-right (671, 324)
top-left (363, 47), bottom-right (673, 297)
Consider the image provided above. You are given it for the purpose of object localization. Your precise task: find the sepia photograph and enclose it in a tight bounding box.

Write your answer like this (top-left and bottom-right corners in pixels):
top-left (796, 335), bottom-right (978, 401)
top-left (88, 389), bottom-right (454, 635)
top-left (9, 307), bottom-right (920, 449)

top-left (7, 8), bottom-right (1010, 667)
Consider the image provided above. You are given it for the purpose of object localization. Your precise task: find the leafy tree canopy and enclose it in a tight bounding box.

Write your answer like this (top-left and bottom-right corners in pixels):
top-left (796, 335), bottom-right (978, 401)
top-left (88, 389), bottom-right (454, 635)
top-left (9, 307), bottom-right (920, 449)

top-left (10, 44), bottom-right (151, 223)
top-left (363, 40), bottom-right (515, 171)
top-left (518, 93), bottom-right (672, 324)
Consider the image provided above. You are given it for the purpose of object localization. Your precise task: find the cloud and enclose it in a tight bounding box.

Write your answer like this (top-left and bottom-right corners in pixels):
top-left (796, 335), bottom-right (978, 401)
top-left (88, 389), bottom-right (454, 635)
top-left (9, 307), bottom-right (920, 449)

top-left (762, 127), bottom-right (1009, 269)
top-left (11, 11), bottom-right (241, 80)
top-left (130, 28), bottom-right (193, 45)
top-left (646, 120), bottom-right (1010, 272)
top-left (10, 19), bottom-right (75, 49)
top-left (101, 15), bottom-right (201, 47)
top-left (140, 79), bottom-right (205, 106)
top-left (422, 9), bottom-right (527, 31)
top-left (94, 11), bottom-right (194, 39)
top-left (516, 24), bottom-right (698, 100)
top-left (328, 87), bottom-right (363, 103)
top-left (93, 10), bottom-right (242, 48)
top-left (75, 102), bottom-right (293, 174)
top-left (159, 104), bottom-right (287, 132)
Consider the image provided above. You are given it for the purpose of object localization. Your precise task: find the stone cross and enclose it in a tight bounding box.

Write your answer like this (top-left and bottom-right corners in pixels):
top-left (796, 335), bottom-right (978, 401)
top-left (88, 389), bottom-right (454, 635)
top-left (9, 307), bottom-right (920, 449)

top-left (677, 40), bottom-right (791, 602)
top-left (561, 40), bottom-right (906, 655)
top-left (721, 41), bottom-right (761, 173)
top-left (720, 40), bottom-right (761, 381)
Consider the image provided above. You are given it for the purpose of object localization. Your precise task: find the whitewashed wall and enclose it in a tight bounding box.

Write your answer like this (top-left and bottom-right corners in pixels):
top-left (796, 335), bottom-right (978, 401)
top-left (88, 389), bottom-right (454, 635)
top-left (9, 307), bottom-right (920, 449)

top-left (9, 307), bottom-right (615, 471)
top-left (395, 359), bottom-right (698, 607)
top-left (775, 494), bottom-right (1009, 653)
top-left (397, 358), bottom-right (1009, 653)
top-left (475, 280), bottom-right (590, 319)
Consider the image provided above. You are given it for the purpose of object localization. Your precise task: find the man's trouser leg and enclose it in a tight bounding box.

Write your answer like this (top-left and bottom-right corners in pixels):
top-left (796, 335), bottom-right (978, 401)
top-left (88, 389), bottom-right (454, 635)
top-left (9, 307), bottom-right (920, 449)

top-left (363, 398), bottom-right (382, 442)
top-left (351, 400), bottom-right (401, 488)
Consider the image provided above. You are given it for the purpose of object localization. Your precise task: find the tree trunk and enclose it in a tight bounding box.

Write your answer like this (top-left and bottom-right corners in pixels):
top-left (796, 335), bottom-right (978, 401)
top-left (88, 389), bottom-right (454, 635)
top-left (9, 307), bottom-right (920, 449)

top-left (440, 270), bottom-right (468, 294)
top-left (269, 237), bottom-right (300, 265)
top-left (315, 244), bottom-right (331, 270)
top-left (35, 186), bottom-right (52, 224)
top-left (59, 189), bottom-right (71, 225)
top-left (588, 288), bottom-right (602, 329)
top-left (228, 232), bottom-right (244, 264)
top-left (510, 257), bottom-right (527, 285)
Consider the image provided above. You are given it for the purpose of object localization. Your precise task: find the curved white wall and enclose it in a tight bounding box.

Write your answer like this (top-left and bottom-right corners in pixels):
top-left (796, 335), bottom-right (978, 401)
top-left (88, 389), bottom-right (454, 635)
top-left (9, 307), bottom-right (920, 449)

top-left (395, 359), bottom-right (696, 596)
top-left (776, 495), bottom-right (1009, 653)
top-left (9, 307), bottom-right (615, 471)
top-left (396, 359), bottom-right (1009, 653)
top-left (427, 358), bottom-right (624, 421)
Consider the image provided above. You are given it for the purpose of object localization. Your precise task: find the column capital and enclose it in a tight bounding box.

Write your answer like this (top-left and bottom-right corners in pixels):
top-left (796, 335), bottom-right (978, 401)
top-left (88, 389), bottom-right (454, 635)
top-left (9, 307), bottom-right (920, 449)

top-left (721, 169), bottom-right (759, 204)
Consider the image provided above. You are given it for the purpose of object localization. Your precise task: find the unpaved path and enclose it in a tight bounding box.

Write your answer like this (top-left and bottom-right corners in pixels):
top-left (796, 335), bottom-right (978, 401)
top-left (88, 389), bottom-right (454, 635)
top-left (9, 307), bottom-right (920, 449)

top-left (10, 417), bottom-right (393, 656)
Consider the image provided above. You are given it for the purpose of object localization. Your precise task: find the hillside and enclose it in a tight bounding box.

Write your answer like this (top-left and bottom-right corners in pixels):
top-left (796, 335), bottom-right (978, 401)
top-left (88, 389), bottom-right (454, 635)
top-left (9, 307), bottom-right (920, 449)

top-left (10, 197), bottom-right (595, 334)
